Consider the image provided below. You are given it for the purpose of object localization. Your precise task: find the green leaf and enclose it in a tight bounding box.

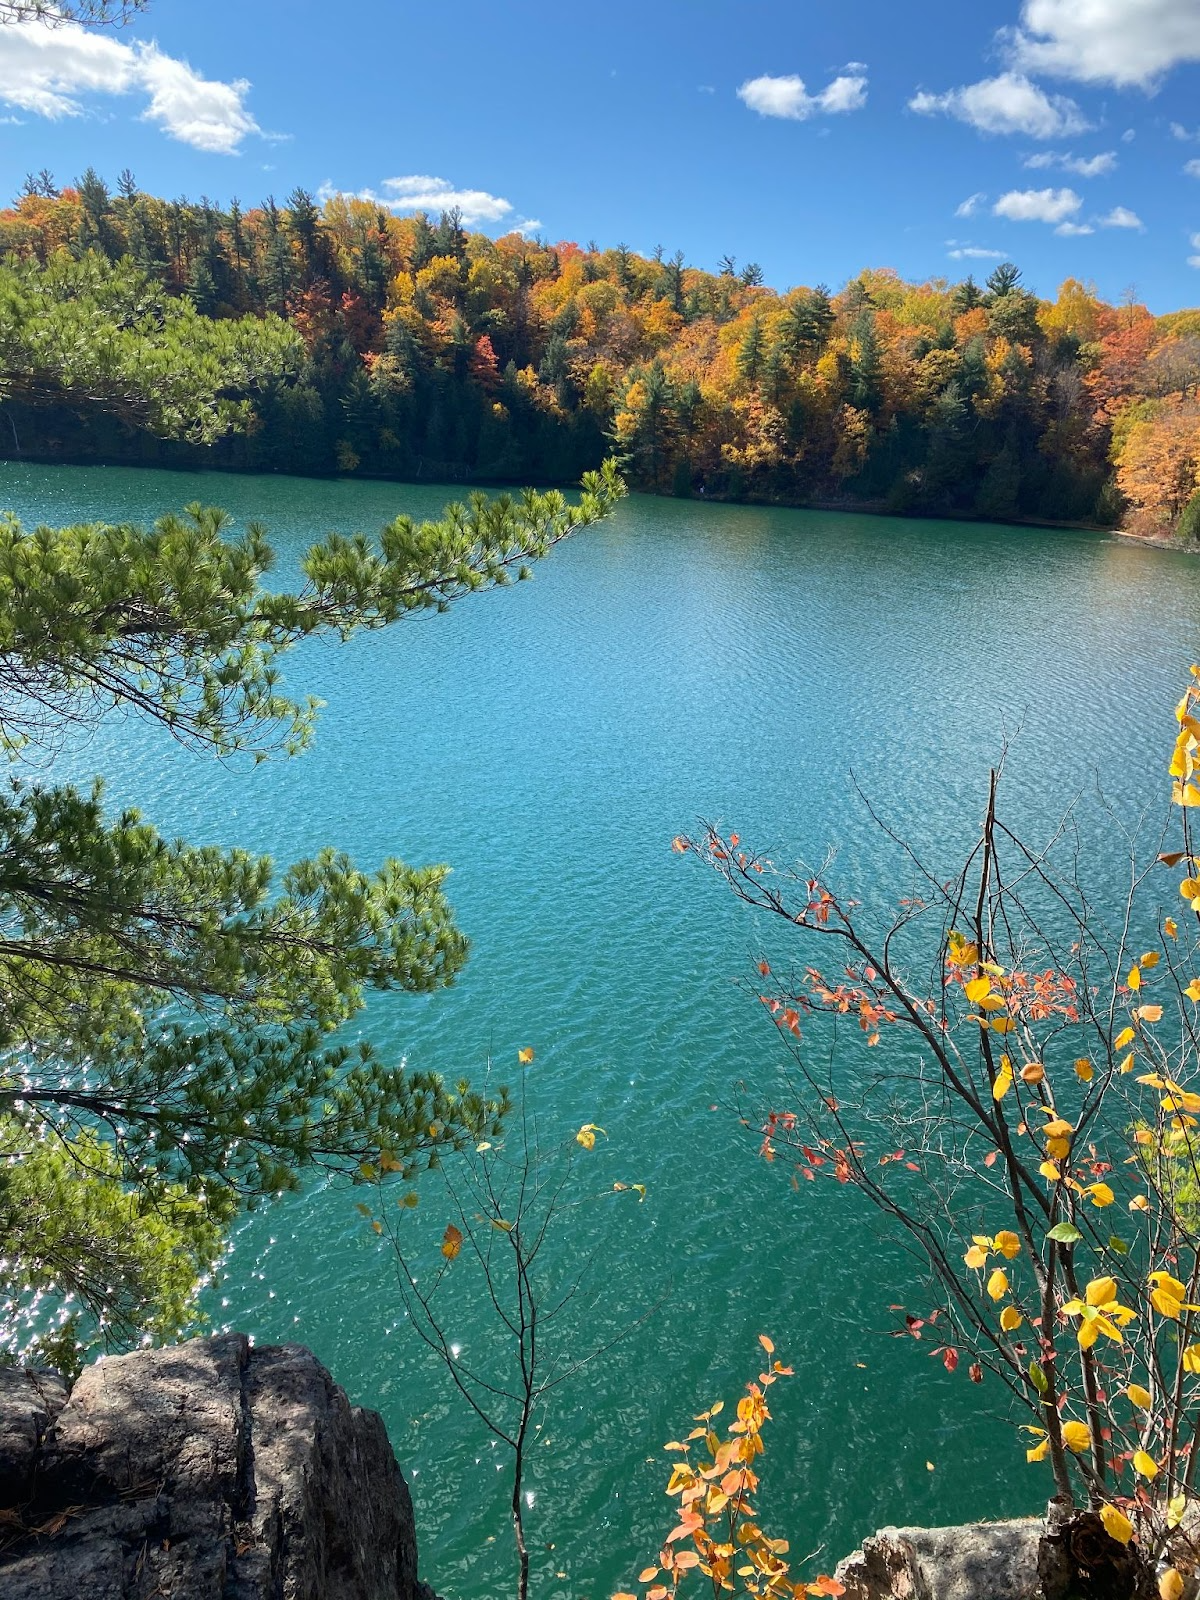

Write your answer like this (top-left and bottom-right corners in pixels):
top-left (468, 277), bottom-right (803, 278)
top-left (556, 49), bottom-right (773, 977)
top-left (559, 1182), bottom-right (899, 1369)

top-left (1029, 1361), bottom-right (1049, 1396)
top-left (1047, 1222), bottom-right (1083, 1245)
top-left (1108, 1235), bottom-right (1129, 1256)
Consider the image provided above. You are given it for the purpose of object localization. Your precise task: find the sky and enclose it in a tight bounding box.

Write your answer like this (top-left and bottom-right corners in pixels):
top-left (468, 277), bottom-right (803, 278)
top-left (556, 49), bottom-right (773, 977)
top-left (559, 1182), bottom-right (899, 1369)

top-left (2, 0), bottom-right (1200, 311)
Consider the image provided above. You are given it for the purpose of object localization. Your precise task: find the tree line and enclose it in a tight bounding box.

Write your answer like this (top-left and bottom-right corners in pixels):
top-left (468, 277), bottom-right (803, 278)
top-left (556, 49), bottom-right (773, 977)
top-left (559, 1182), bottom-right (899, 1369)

top-left (2, 170), bottom-right (1200, 533)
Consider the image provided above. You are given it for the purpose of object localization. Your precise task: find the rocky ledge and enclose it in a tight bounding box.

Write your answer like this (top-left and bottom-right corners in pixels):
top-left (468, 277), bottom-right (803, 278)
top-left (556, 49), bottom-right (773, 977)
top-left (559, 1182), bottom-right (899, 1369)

top-left (834, 1521), bottom-right (1042, 1600)
top-left (0, 1334), bottom-right (435, 1600)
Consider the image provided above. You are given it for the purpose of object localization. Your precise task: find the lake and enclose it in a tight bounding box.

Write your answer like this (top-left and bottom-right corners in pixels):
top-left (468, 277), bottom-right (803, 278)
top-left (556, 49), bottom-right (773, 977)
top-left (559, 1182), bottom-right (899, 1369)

top-left (2, 459), bottom-right (1197, 1598)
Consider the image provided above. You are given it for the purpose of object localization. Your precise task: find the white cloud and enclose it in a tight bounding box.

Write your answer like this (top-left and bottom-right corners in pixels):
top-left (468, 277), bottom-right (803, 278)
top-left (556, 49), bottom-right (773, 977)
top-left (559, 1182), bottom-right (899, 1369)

top-left (1171, 121), bottom-right (1200, 139)
top-left (1122, 127), bottom-right (1136, 141)
top-left (1024, 148), bottom-right (1117, 175)
top-left (1099, 205), bottom-right (1144, 228)
top-left (956, 191), bottom-right (986, 217)
top-left (321, 176), bottom-right (532, 231)
top-left (380, 176), bottom-right (513, 224)
top-left (0, 19), bottom-right (259, 152)
top-left (1055, 220), bottom-right (1095, 234)
top-left (1186, 158), bottom-right (1200, 176)
top-left (993, 185), bottom-right (1083, 222)
top-left (737, 70), bottom-right (868, 120)
top-left (946, 242), bottom-right (1006, 259)
top-left (1007, 0), bottom-right (1200, 89)
top-left (909, 72), bottom-right (1089, 139)
top-left (1190, 231), bottom-right (1200, 267)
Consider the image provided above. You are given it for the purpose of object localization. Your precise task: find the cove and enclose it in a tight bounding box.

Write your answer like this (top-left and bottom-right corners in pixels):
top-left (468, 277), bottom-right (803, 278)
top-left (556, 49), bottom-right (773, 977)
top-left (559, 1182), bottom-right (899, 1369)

top-left (2, 459), bottom-right (1198, 1599)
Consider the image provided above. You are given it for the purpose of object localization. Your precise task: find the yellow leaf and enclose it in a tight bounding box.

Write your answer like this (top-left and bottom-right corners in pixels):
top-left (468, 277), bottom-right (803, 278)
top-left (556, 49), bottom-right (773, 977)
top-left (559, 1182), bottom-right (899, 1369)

top-left (1166, 918), bottom-right (1179, 939)
top-left (1127, 1383), bottom-right (1153, 1410)
top-left (1026, 1437), bottom-right (1050, 1463)
top-left (1086, 1183), bottom-right (1115, 1208)
top-left (518, 1047), bottom-right (535, 1064)
top-left (1119, 1052), bottom-right (1135, 1074)
top-left (1128, 966), bottom-right (1142, 992)
top-left (1062, 1420), bottom-right (1091, 1454)
top-left (1186, 981), bottom-right (1200, 1003)
top-left (1086, 1276), bottom-right (1118, 1306)
top-left (1000, 1305), bottom-right (1023, 1332)
top-left (1142, 952), bottom-right (1161, 969)
top-left (965, 976), bottom-right (992, 1003)
top-left (1152, 1286), bottom-right (1184, 1319)
top-left (987, 1268), bottom-right (1009, 1301)
top-left (575, 1123), bottom-right (606, 1150)
top-left (1181, 878), bottom-right (1200, 902)
top-left (989, 1016), bottom-right (1016, 1034)
top-left (964, 1245), bottom-right (988, 1270)
top-left (1160, 1570), bottom-right (1185, 1600)
top-left (441, 1223), bottom-right (463, 1260)
top-left (1115, 1027), bottom-right (1136, 1049)
top-left (1040, 1160), bottom-right (1061, 1181)
top-left (1099, 1504), bottom-right (1133, 1544)
top-left (1133, 1449), bottom-right (1159, 1480)
top-left (1075, 1058), bottom-right (1094, 1083)
top-left (993, 1060), bottom-right (1013, 1101)
top-left (1183, 1344), bottom-right (1200, 1374)
top-left (1137, 1005), bottom-right (1163, 1023)
top-left (994, 1231), bottom-right (1021, 1259)
top-left (1129, 1194), bottom-right (1150, 1213)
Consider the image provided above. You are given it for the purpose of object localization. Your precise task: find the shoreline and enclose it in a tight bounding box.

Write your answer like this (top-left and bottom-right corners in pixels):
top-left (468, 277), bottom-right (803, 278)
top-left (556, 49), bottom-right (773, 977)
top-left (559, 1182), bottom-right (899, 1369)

top-left (4, 452), bottom-right (1193, 550)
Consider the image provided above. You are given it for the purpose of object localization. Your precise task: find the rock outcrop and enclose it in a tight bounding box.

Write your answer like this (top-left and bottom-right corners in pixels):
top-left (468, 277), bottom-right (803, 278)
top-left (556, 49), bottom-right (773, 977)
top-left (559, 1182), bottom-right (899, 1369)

top-left (0, 1334), bottom-right (434, 1600)
top-left (833, 1520), bottom-right (1042, 1600)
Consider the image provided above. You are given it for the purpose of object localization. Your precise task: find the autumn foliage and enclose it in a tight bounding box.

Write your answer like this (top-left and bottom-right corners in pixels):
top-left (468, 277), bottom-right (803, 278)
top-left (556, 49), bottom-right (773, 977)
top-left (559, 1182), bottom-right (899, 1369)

top-left (672, 675), bottom-right (1200, 1588)
top-left (5, 173), bottom-right (1200, 534)
top-left (613, 1338), bottom-right (846, 1600)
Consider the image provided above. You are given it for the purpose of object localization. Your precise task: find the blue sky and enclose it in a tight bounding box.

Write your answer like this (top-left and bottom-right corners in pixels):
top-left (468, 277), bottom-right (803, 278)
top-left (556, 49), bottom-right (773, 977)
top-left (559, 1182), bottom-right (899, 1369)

top-left (3, 0), bottom-right (1200, 310)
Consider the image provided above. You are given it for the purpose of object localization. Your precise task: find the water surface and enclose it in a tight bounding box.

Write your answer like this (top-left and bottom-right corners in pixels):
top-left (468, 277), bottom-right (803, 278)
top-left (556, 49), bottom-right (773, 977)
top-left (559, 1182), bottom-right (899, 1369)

top-left (2, 461), bottom-right (1196, 1598)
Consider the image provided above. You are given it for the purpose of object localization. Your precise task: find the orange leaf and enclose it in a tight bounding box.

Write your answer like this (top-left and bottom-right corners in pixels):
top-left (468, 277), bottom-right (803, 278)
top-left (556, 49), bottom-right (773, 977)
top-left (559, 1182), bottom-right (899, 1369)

top-left (441, 1223), bottom-right (463, 1260)
top-left (759, 1333), bottom-right (775, 1355)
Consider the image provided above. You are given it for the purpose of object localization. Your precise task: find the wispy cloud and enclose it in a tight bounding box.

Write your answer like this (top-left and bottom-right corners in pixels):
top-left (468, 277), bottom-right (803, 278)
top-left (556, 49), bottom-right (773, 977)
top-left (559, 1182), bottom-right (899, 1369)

top-left (1189, 232), bottom-right (1200, 268)
top-left (0, 18), bottom-right (260, 152)
top-left (945, 240), bottom-right (1005, 260)
top-left (1023, 149), bottom-right (1117, 177)
top-left (1005, 0), bottom-right (1200, 90)
top-left (1186, 159), bottom-right (1200, 177)
top-left (909, 72), bottom-right (1089, 139)
top-left (737, 69), bottom-right (868, 121)
top-left (955, 191), bottom-right (986, 217)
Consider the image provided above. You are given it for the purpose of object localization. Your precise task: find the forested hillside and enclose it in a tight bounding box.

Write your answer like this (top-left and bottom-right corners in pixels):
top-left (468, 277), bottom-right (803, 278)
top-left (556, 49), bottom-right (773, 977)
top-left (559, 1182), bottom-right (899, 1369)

top-left (4, 170), bottom-right (1200, 535)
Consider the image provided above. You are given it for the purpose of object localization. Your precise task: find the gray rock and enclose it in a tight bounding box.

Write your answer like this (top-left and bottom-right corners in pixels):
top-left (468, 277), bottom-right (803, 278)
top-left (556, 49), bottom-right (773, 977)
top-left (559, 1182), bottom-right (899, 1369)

top-left (834, 1520), bottom-right (1042, 1600)
top-left (0, 1334), bottom-right (435, 1600)
top-left (0, 1368), bottom-right (69, 1506)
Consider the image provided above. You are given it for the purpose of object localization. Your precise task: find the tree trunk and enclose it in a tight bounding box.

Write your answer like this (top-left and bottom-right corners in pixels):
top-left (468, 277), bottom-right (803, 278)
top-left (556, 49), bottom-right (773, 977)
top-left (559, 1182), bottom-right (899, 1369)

top-left (1037, 1501), bottom-right (1157, 1600)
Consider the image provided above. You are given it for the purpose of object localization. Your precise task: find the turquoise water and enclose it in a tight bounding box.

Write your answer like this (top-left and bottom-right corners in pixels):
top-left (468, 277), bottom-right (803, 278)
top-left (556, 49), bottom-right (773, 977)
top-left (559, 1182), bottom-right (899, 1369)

top-left (3, 460), bottom-right (1199, 1597)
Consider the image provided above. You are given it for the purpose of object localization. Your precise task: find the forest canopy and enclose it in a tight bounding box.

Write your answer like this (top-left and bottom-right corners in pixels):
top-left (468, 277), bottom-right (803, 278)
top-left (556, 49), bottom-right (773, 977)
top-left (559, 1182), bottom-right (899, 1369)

top-left (2, 171), bottom-right (1200, 536)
